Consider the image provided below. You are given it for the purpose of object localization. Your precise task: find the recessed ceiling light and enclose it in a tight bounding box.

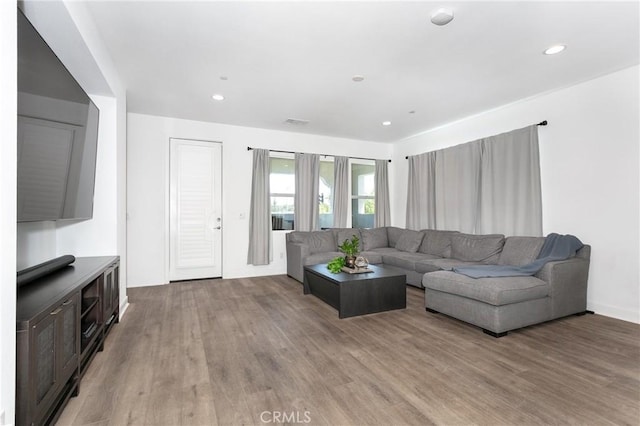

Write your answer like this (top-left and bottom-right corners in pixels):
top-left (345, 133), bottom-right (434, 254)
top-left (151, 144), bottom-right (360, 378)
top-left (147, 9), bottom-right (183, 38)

top-left (220, 76), bottom-right (228, 81)
top-left (431, 8), bottom-right (454, 26)
top-left (211, 94), bottom-right (225, 101)
top-left (544, 45), bottom-right (566, 55)
top-left (382, 121), bottom-right (392, 126)
top-left (352, 75), bottom-right (365, 82)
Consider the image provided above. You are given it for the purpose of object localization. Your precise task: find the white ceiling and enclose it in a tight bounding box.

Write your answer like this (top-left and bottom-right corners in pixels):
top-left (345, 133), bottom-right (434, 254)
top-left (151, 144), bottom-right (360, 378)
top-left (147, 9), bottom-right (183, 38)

top-left (85, 1), bottom-right (639, 143)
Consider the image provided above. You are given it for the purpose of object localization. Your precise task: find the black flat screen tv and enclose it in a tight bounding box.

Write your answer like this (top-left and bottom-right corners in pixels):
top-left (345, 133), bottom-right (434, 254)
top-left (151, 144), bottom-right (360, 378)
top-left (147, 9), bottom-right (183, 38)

top-left (17, 8), bottom-right (100, 222)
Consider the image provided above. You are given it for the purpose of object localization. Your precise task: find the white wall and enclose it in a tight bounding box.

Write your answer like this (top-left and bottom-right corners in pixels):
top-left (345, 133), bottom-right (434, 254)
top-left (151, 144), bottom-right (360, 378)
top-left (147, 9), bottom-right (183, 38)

top-left (18, 1), bottom-right (129, 313)
top-left (0, 1), bottom-right (17, 422)
top-left (61, 0), bottom-right (129, 314)
top-left (56, 95), bottom-right (118, 256)
top-left (393, 66), bottom-right (640, 323)
top-left (16, 222), bottom-right (56, 270)
top-left (127, 113), bottom-right (393, 286)
top-left (17, 96), bottom-right (118, 269)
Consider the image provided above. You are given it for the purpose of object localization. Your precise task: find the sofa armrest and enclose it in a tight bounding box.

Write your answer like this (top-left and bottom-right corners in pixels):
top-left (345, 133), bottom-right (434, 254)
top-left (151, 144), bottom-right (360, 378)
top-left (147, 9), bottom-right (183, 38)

top-left (576, 244), bottom-right (591, 260)
top-left (286, 242), bottom-right (310, 283)
top-left (535, 257), bottom-right (590, 318)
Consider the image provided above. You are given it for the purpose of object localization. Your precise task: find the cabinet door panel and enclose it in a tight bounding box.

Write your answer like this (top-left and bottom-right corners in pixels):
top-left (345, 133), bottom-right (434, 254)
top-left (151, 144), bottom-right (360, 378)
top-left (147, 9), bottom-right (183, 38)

top-left (113, 265), bottom-right (120, 316)
top-left (33, 313), bottom-right (58, 411)
top-left (103, 268), bottom-right (114, 318)
top-left (59, 294), bottom-right (79, 381)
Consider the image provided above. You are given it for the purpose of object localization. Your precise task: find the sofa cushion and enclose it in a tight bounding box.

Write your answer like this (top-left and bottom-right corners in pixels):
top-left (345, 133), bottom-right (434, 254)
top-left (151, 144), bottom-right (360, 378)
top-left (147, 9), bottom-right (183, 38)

top-left (418, 229), bottom-right (458, 257)
top-left (381, 252), bottom-right (429, 270)
top-left (386, 226), bottom-right (405, 247)
top-left (368, 247), bottom-right (401, 254)
top-left (451, 233), bottom-right (505, 263)
top-left (303, 251), bottom-right (342, 265)
top-left (334, 228), bottom-right (363, 252)
top-left (359, 251), bottom-right (383, 264)
top-left (395, 230), bottom-right (424, 253)
top-left (287, 231), bottom-right (310, 244)
top-left (307, 231), bottom-right (337, 254)
top-left (498, 236), bottom-right (545, 266)
top-left (422, 271), bottom-right (549, 306)
top-left (415, 258), bottom-right (484, 274)
top-left (361, 227), bottom-right (389, 250)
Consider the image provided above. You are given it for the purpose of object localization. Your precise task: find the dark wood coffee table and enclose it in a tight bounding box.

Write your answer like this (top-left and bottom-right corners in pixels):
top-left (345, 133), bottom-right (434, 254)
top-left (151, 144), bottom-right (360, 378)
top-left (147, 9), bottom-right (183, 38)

top-left (303, 264), bottom-right (406, 318)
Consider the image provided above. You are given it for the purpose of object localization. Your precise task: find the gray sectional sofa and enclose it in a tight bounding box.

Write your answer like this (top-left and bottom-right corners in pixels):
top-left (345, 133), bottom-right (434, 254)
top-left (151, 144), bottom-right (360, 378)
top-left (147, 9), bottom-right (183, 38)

top-left (285, 227), bottom-right (590, 336)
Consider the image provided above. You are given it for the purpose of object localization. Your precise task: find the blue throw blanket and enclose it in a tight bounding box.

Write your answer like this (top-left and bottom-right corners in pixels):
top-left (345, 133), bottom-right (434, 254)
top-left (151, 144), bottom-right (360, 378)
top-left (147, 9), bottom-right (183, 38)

top-left (452, 233), bottom-right (584, 278)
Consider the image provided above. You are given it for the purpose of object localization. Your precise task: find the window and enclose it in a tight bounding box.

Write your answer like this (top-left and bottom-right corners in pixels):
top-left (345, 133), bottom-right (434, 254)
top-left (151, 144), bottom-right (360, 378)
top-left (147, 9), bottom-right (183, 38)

top-left (351, 162), bottom-right (375, 228)
top-left (270, 156), bottom-right (294, 230)
top-left (318, 160), bottom-right (334, 229)
top-left (268, 155), bottom-right (342, 230)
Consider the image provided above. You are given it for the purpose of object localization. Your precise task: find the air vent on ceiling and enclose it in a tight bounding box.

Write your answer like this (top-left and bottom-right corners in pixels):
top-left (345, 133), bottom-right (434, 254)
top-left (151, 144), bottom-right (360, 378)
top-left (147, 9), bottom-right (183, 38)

top-left (284, 118), bottom-right (309, 126)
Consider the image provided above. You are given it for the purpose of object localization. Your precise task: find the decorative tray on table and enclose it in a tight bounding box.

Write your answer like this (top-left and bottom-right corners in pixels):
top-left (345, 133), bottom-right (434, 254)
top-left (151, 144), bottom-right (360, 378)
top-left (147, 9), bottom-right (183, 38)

top-left (341, 266), bottom-right (373, 274)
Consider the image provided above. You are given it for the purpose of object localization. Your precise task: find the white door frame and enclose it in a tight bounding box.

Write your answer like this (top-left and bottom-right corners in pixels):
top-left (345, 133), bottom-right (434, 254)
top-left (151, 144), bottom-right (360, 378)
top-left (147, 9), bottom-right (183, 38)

top-left (165, 138), bottom-right (223, 283)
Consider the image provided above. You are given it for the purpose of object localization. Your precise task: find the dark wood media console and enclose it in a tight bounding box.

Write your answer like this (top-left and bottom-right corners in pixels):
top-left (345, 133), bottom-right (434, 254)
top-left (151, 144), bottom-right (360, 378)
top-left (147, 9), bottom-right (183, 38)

top-left (16, 256), bottom-right (120, 426)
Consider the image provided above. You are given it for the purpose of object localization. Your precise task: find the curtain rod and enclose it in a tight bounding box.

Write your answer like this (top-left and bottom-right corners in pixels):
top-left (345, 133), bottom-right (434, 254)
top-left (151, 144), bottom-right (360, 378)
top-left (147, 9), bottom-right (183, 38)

top-left (247, 147), bottom-right (391, 162)
top-left (404, 120), bottom-right (548, 159)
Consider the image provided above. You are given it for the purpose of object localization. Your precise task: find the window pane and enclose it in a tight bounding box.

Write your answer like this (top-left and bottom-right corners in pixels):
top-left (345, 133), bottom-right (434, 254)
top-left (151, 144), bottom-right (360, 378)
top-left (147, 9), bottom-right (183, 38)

top-left (318, 213), bottom-right (334, 230)
top-left (351, 163), bottom-right (374, 196)
top-left (319, 160), bottom-right (334, 220)
top-left (270, 157), bottom-right (294, 194)
top-left (271, 196), bottom-right (294, 213)
top-left (351, 162), bottom-right (375, 228)
top-left (352, 199), bottom-right (374, 228)
top-left (270, 157), bottom-right (294, 174)
top-left (271, 213), bottom-right (294, 230)
top-left (270, 195), bottom-right (294, 230)
top-left (270, 156), bottom-right (295, 230)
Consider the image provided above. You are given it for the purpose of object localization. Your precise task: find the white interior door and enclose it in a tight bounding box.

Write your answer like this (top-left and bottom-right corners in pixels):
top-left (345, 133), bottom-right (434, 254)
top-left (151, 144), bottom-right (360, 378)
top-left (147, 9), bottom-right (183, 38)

top-left (170, 139), bottom-right (222, 281)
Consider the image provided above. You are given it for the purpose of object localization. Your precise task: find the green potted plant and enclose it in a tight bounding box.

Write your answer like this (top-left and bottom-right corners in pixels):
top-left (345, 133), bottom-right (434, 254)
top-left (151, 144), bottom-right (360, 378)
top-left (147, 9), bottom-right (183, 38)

top-left (338, 234), bottom-right (360, 269)
top-left (327, 256), bottom-right (345, 273)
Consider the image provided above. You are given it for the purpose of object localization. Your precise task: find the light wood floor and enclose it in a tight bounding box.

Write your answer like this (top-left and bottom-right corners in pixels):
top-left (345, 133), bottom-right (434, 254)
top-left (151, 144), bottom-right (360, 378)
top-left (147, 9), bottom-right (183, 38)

top-left (57, 275), bottom-right (640, 425)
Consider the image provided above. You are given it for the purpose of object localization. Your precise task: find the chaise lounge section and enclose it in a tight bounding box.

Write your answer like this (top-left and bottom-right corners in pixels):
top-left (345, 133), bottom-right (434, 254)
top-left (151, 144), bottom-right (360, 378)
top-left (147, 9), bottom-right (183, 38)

top-left (423, 236), bottom-right (591, 336)
top-left (286, 227), bottom-right (591, 336)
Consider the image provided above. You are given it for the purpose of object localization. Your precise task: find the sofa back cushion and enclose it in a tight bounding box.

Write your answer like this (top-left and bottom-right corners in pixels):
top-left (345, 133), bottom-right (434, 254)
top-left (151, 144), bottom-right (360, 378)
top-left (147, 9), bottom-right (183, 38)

top-left (418, 229), bottom-right (458, 257)
top-left (307, 231), bottom-right (337, 254)
top-left (334, 228), bottom-right (363, 252)
top-left (386, 227), bottom-right (405, 247)
top-left (287, 231), bottom-right (309, 244)
top-left (498, 236), bottom-right (545, 266)
top-left (361, 227), bottom-right (389, 250)
top-left (395, 229), bottom-right (424, 253)
top-left (451, 233), bottom-right (505, 263)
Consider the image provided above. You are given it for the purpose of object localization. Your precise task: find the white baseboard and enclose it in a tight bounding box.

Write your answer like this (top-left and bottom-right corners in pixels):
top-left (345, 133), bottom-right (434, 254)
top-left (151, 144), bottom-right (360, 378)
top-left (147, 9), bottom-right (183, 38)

top-left (119, 296), bottom-right (129, 320)
top-left (588, 301), bottom-right (640, 324)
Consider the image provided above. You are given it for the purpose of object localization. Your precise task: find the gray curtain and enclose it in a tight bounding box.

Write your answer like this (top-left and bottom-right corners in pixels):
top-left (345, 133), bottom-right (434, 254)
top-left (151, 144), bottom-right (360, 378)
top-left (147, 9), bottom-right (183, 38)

top-left (247, 149), bottom-right (272, 265)
top-left (406, 152), bottom-right (436, 230)
top-left (294, 153), bottom-right (319, 231)
top-left (332, 156), bottom-right (349, 228)
top-left (434, 140), bottom-right (482, 233)
top-left (405, 125), bottom-right (542, 236)
top-left (374, 160), bottom-right (391, 227)
top-left (478, 125), bottom-right (542, 236)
